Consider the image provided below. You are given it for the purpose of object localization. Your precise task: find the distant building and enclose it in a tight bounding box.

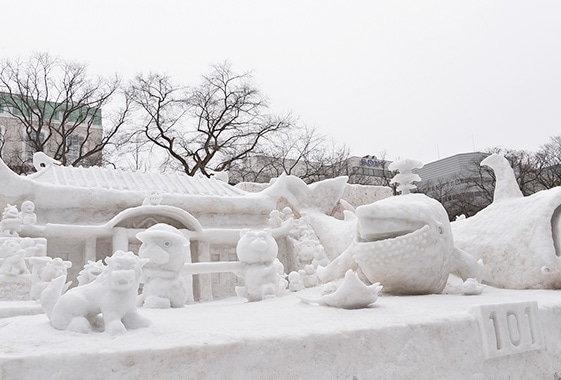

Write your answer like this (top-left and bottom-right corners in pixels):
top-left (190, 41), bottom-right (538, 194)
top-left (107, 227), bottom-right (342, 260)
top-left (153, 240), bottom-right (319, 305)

top-left (347, 155), bottom-right (394, 186)
top-left (0, 93), bottom-right (103, 173)
top-left (415, 152), bottom-right (492, 218)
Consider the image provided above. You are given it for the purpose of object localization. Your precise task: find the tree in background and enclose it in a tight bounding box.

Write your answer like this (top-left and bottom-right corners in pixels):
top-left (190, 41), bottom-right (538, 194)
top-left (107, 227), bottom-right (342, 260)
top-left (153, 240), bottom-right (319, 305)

top-left (228, 125), bottom-right (350, 184)
top-left (127, 63), bottom-right (292, 177)
top-left (0, 53), bottom-right (130, 173)
top-left (417, 145), bottom-right (557, 220)
top-left (535, 135), bottom-right (561, 189)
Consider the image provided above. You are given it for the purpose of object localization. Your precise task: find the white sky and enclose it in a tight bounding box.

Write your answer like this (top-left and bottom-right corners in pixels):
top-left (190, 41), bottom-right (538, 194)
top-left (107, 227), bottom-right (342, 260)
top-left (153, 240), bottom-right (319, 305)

top-left (2, 0), bottom-right (561, 164)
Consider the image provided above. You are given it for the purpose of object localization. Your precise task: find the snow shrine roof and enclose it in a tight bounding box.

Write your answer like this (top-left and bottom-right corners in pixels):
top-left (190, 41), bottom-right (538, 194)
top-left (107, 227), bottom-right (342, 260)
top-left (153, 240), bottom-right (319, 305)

top-left (26, 163), bottom-right (247, 197)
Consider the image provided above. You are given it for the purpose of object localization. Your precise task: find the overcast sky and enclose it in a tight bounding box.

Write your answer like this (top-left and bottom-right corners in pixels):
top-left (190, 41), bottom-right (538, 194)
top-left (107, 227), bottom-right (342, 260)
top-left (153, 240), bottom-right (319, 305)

top-left (2, 0), bottom-right (561, 164)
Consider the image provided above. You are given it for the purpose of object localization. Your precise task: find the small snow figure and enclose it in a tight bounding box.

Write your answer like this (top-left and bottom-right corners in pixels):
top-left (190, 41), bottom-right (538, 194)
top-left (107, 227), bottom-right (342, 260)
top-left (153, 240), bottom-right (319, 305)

top-left (461, 278), bottom-right (486, 295)
top-left (388, 158), bottom-right (424, 195)
top-left (40, 250), bottom-right (150, 334)
top-left (267, 209), bottom-right (284, 229)
top-left (299, 264), bottom-right (319, 288)
top-left (20, 200), bottom-right (37, 225)
top-left (299, 270), bottom-right (383, 309)
top-left (29, 257), bottom-right (72, 300)
top-left (234, 228), bottom-right (285, 301)
top-left (77, 260), bottom-right (105, 286)
top-left (136, 224), bottom-right (190, 308)
top-left (0, 240), bottom-right (29, 275)
top-left (0, 204), bottom-right (22, 237)
top-left (288, 271), bottom-right (305, 292)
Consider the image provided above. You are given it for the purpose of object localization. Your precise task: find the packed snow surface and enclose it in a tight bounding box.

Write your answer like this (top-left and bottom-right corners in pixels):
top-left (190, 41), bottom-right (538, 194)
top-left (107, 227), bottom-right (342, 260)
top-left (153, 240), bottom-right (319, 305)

top-left (2, 280), bottom-right (561, 379)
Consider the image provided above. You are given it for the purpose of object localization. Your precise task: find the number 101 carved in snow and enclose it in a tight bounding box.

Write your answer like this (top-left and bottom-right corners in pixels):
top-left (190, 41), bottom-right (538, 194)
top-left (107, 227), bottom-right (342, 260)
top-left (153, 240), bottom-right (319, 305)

top-left (476, 301), bottom-right (544, 359)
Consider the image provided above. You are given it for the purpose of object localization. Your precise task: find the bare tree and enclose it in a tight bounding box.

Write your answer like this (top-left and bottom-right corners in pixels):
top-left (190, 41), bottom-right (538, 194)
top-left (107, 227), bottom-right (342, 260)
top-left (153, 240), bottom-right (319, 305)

top-left (227, 124), bottom-right (351, 184)
top-left (535, 135), bottom-right (561, 188)
top-left (0, 53), bottom-right (130, 173)
top-left (128, 63), bottom-right (292, 177)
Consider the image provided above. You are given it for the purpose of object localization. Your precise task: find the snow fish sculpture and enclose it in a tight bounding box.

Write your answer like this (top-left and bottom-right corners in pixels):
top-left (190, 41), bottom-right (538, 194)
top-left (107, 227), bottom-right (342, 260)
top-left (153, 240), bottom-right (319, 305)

top-left (318, 193), bottom-right (483, 295)
top-left (452, 154), bottom-right (561, 289)
top-left (41, 250), bottom-right (150, 334)
top-left (299, 269), bottom-right (382, 309)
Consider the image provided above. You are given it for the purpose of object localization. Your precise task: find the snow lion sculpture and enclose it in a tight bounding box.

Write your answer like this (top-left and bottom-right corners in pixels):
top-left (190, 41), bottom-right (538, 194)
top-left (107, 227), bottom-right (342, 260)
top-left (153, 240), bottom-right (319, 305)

top-left (41, 250), bottom-right (151, 334)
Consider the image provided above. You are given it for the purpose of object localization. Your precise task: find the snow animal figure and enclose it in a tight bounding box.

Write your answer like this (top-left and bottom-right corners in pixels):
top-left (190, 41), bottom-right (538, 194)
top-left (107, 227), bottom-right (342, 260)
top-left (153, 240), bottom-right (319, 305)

top-left (299, 269), bottom-right (383, 309)
top-left (0, 240), bottom-right (29, 275)
top-left (19, 200), bottom-right (37, 225)
top-left (32, 151), bottom-right (60, 170)
top-left (288, 271), bottom-right (305, 292)
top-left (317, 193), bottom-right (484, 295)
top-left (0, 204), bottom-right (21, 237)
top-left (29, 257), bottom-right (72, 300)
top-left (452, 154), bottom-right (561, 289)
top-left (40, 250), bottom-right (150, 334)
top-left (77, 260), bottom-right (105, 286)
top-left (136, 224), bottom-right (190, 308)
top-left (234, 228), bottom-right (286, 301)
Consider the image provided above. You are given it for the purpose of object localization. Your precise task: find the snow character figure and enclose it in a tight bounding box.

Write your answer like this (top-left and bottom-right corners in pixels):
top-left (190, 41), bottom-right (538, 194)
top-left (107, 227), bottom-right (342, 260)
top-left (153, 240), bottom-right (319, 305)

top-left (19, 201), bottom-right (37, 225)
top-left (0, 204), bottom-right (22, 237)
top-left (40, 250), bottom-right (150, 335)
top-left (0, 240), bottom-right (29, 275)
top-left (136, 224), bottom-right (190, 308)
top-left (29, 257), bottom-right (72, 300)
top-left (288, 271), bottom-right (305, 292)
top-left (77, 260), bottom-right (105, 286)
top-left (234, 228), bottom-right (286, 301)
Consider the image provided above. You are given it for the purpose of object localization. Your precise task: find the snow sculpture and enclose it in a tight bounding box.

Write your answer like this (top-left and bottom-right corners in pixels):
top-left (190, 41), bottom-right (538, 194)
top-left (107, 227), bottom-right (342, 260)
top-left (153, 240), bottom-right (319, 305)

top-left (0, 239), bottom-right (29, 275)
top-left (388, 158), bottom-right (423, 195)
top-left (287, 271), bottom-right (305, 292)
top-left (29, 257), bottom-right (72, 300)
top-left (19, 200), bottom-right (37, 226)
top-left (33, 151), bottom-right (60, 170)
top-left (299, 269), bottom-right (382, 309)
top-left (317, 192), bottom-right (483, 295)
top-left (142, 191), bottom-right (163, 206)
top-left (1, 204), bottom-right (21, 237)
top-left (234, 228), bottom-right (286, 301)
top-left (77, 260), bottom-right (105, 286)
top-left (41, 250), bottom-right (150, 334)
top-left (136, 224), bottom-right (190, 308)
top-left (452, 154), bottom-right (561, 289)
top-left (461, 278), bottom-right (485, 295)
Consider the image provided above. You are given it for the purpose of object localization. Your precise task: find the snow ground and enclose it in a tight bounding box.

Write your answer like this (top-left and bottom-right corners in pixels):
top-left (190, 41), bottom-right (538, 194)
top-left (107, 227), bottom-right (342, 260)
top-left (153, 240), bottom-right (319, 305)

top-left (2, 279), bottom-right (561, 380)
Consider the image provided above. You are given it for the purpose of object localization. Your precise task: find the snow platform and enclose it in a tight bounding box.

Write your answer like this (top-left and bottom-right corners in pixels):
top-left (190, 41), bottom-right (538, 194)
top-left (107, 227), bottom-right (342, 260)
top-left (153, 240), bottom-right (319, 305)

top-left (2, 285), bottom-right (561, 379)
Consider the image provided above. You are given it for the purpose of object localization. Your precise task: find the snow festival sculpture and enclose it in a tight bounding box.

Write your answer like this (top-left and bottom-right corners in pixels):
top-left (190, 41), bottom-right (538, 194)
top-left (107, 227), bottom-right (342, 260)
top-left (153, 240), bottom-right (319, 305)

top-left (77, 260), bottom-right (105, 286)
top-left (318, 159), bottom-right (483, 295)
top-left (29, 256), bottom-right (72, 300)
top-left (0, 204), bottom-right (22, 237)
top-left (41, 250), bottom-right (150, 334)
top-left (19, 200), bottom-right (37, 226)
top-left (452, 154), bottom-right (561, 289)
top-left (234, 228), bottom-right (287, 301)
top-left (299, 269), bottom-right (382, 309)
top-left (136, 224), bottom-right (190, 308)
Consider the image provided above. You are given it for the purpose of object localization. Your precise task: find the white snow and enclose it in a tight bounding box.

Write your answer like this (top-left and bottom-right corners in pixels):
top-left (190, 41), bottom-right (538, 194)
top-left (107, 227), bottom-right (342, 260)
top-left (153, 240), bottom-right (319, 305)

top-left (2, 279), bottom-right (561, 379)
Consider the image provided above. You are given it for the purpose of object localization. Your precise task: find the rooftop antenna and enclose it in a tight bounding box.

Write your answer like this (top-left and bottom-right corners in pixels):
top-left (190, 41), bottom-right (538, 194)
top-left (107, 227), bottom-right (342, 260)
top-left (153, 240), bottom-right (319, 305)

top-left (436, 144), bottom-right (440, 160)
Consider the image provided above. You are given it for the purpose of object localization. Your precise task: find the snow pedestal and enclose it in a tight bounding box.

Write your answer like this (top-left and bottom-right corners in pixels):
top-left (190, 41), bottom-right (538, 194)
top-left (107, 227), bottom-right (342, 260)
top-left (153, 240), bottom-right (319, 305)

top-left (2, 285), bottom-right (561, 379)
